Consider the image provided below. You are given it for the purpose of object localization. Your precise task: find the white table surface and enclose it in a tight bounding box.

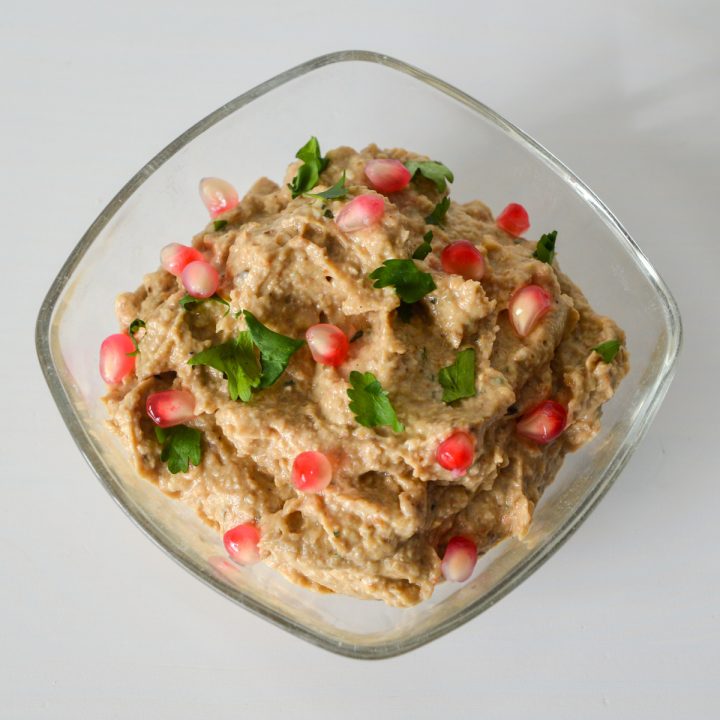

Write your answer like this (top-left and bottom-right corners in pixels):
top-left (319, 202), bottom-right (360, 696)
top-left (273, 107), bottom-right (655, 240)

top-left (2, 1), bottom-right (719, 717)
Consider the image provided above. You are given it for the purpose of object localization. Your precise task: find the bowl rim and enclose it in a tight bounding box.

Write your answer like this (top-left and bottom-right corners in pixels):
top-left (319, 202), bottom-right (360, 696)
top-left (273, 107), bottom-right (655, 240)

top-left (35, 49), bottom-right (682, 659)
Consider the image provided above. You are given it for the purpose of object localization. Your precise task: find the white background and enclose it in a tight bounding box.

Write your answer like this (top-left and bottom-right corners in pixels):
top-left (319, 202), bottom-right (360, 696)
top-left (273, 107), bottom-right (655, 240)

top-left (2, 1), bottom-right (719, 718)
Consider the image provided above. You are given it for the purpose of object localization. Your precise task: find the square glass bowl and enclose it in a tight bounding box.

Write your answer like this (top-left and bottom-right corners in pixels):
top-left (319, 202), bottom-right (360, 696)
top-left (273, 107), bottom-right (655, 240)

top-left (36, 51), bottom-right (681, 659)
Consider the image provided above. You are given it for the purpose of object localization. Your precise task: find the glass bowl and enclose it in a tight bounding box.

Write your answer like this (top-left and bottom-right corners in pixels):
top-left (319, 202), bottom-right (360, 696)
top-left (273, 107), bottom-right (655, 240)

top-left (35, 51), bottom-right (681, 659)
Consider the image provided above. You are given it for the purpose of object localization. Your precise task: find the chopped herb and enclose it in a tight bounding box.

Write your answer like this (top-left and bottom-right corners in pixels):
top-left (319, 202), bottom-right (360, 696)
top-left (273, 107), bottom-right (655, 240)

top-left (593, 339), bottom-right (622, 363)
top-left (347, 371), bottom-right (404, 433)
top-left (127, 318), bottom-right (146, 356)
top-left (533, 230), bottom-right (558, 264)
top-left (350, 330), bottom-right (364, 343)
top-left (213, 219), bottom-right (228, 231)
top-left (412, 230), bottom-right (433, 260)
top-left (242, 310), bottom-right (305, 388)
top-left (438, 348), bottom-right (477, 403)
top-left (404, 160), bottom-right (455, 192)
top-left (288, 136), bottom-right (329, 198)
top-left (154, 425), bottom-right (202, 474)
top-left (323, 208), bottom-right (334, 218)
top-left (425, 196), bottom-right (451, 226)
top-left (369, 259), bottom-right (437, 304)
top-left (179, 293), bottom-right (231, 315)
top-left (397, 301), bottom-right (415, 322)
top-left (306, 171), bottom-right (348, 200)
top-left (188, 332), bottom-right (261, 401)
top-left (333, 530), bottom-right (340, 537)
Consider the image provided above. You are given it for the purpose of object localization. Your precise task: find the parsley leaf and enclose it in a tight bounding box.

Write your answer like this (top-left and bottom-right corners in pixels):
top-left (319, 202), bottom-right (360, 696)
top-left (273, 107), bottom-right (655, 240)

top-left (438, 348), bottom-right (477, 403)
top-left (188, 331), bottom-right (261, 401)
top-left (404, 160), bottom-right (455, 192)
top-left (592, 339), bottom-right (622, 363)
top-left (242, 310), bottom-right (305, 388)
top-left (412, 230), bottom-right (433, 260)
top-left (127, 318), bottom-right (145, 356)
top-left (289, 136), bottom-right (329, 198)
top-left (306, 171), bottom-right (348, 200)
top-left (154, 425), bottom-right (202, 474)
top-left (425, 196), bottom-right (451, 226)
top-left (347, 371), bottom-right (404, 432)
top-left (369, 259), bottom-right (437, 304)
top-left (213, 219), bottom-right (228, 231)
top-left (179, 293), bottom-right (231, 315)
top-left (533, 230), bottom-right (557, 264)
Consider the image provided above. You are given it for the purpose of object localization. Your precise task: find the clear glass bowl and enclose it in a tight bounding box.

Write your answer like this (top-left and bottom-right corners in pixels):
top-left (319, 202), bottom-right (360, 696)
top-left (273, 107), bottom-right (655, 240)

top-left (35, 51), bottom-right (681, 659)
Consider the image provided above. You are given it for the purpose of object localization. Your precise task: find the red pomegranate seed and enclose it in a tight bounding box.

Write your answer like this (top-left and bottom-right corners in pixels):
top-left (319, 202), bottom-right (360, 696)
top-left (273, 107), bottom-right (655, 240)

top-left (508, 284), bottom-right (552, 337)
top-left (441, 536), bottom-right (478, 582)
top-left (146, 389), bottom-right (196, 428)
top-left (305, 324), bottom-right (349, 366)
top-left (496, 203), bottom-right (530, 236)
top-left (181, 260), bottom-right (219, 299)
top-left (364, 159), bottom-right (412, 194)
top-left (199, 177), bottom-right (239, 218)
top-left (440, 241), bottom-right (486, 281)
top-left (436, 430), bottom-right (475, 475)
top-left (335, 194), bottom-right (385, 232)
top-left (99, 333), bottom-right (136, 384)
top-left (516, 400), bottom-right (567, 444)
top-left (291, 451), bottom-right (333, 493)
top-left (223, 523), bottom-right (261, 565)
top-left (160, 243), bottom-right (204, 276)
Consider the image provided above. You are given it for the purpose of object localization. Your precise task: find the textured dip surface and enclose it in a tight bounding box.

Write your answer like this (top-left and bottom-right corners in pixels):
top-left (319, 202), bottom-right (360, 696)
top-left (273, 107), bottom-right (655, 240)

top-left (104, 144), bottom-right (628, 607)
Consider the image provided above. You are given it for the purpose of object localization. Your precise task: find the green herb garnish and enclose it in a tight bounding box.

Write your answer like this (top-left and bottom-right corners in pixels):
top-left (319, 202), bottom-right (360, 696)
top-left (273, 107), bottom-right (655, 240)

top-left (289, 136), bottom-right (329, 198)
top-left (404, 160), bottom-right (454, 192)
top-left (592, 339), bottom-right (622, 363)
top-left (242, 310), bottom-right (305, 388)
top-left (533, 230), bottom-right (557, 264)
top-left (369, 259), bottom-right (437, 304)
top-left (213, 219), bottom-right (228, 231)
top-left (347, 371), bottom-right (404, 433)
top-left (154, 425), bottom-right (202, 474)
top-left (350, 330), bottom-right (364, 343)
top-left (438, 348), bottom-right (477, 403)
top-left (188, 332), bottom-right (261, 402)
top-left (323, 208), bottom-right (334, 218)
top-left (179, 293), bottom-right (231, 315)
top-left (412, 230), bottom-right (433, 260)
top-left (425, 196), bottom-right (451, 226)
top-left (306, 171), bottom-right (348, 200)
top-left (127, 318), bottom-right (145, 356)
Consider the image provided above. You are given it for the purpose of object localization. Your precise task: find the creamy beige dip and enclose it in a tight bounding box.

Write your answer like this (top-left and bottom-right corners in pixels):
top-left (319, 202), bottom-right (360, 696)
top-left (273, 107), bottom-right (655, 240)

top-left (104, 144), bottom-right (628, 607)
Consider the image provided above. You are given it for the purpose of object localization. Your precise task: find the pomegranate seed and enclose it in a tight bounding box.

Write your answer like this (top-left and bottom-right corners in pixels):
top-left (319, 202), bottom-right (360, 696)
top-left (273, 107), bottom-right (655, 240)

top-left (160, 243), bottom-right (204, 277)
top-left (181, 260), bottom-right (219, 299)
top-left (508, 284), bottom-right (552, 337)
top-left (291, 451), bottom-right (333, 493)
top-left (364, 159), bottom-right (412, 194)
top-left (441, 536), bottom-right (478, 582)
top-left (440, 241), bottom-right (486, 281)
top-left (436, 430), bottom-right (475, 475)
top-left (99, 333), bottom-right (136, 384)
top-left (199, 177), bottom-right (239, 218)
top-left (496, 203), bottom-right (530, 236)
top-left (146, 389), bottom-right (196, 428)
top-left (516, 400), bottom-right (567, 444)
top-left (335, 194), bottom-right (385, 232)
top-left (305, 323), bottom-right (349, 366)
top-left (223, 523), bottom-right (261, 565)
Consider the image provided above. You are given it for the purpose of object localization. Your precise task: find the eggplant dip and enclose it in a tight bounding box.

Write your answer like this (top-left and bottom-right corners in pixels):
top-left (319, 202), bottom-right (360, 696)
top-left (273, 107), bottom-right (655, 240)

top-left (101, 138), bottom-right (628, 607)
